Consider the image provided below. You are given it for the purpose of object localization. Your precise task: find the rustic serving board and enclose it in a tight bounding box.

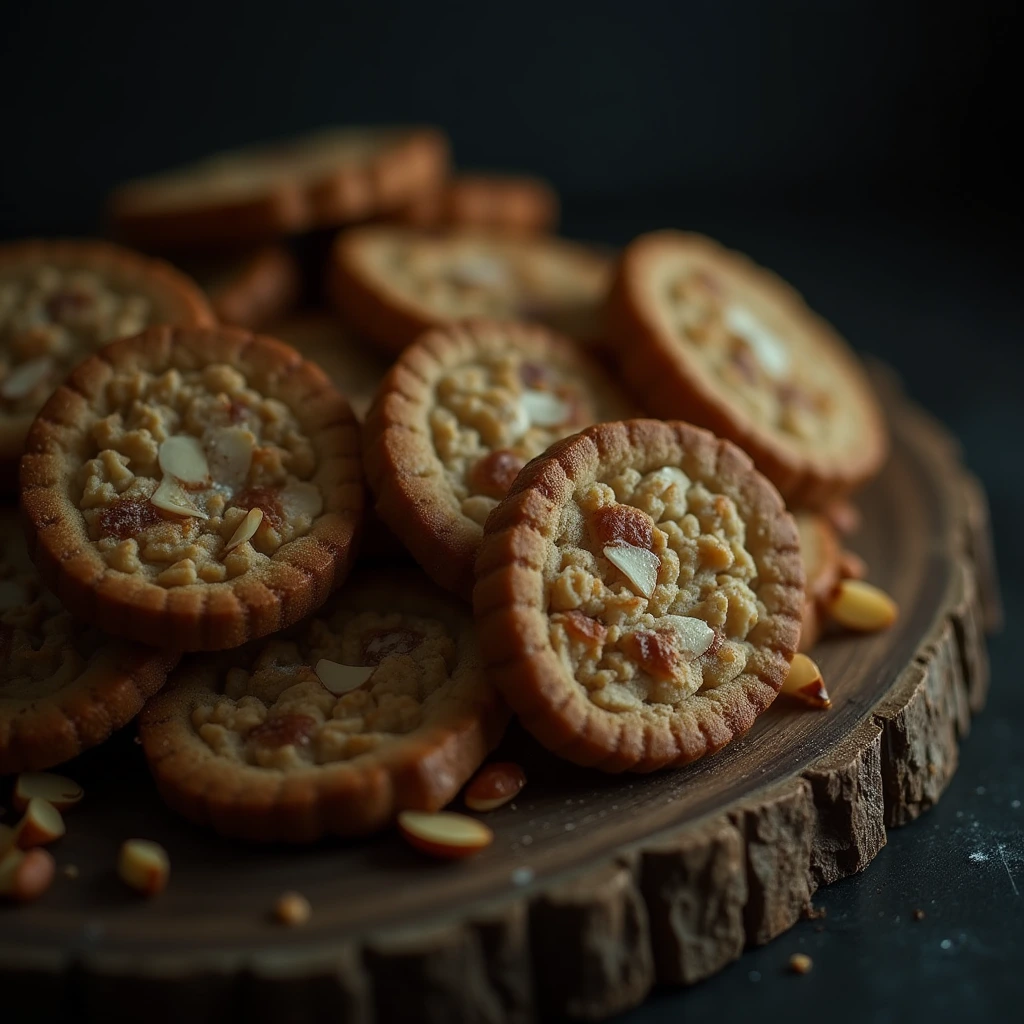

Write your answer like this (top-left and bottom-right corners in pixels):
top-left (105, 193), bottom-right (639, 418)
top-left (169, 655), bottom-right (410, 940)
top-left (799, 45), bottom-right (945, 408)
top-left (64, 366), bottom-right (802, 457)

top-left (0, 368), bottom-right (998, 1024)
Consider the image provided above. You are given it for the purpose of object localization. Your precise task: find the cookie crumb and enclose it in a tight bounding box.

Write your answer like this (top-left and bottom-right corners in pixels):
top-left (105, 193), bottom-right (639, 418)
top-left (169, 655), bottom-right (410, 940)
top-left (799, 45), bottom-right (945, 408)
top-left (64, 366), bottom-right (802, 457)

top-left (274, 891), bottom-right (311, 927)
top-left (63, 864), bottom-right (79, 879)
top-left (913, 909), bottom-right (926, 921)
top-left (788, 953), bottom-right (813, 975)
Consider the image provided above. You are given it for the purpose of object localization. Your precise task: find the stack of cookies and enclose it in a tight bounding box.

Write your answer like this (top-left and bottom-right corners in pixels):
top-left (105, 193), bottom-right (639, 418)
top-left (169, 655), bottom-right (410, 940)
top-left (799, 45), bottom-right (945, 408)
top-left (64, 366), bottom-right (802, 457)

top-left (1, 124), bottom-right (896, 867)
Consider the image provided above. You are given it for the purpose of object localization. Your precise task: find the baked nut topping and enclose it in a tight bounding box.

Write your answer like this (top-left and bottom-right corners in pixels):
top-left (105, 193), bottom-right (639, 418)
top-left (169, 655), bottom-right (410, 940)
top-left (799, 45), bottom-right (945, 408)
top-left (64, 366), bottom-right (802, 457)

top-left (20, 325), bottom-right (363, 651)
top-left (139, 573), bottom-right (508, 841)
top-left (0, 240), bottom-right (213, 474)
top-left (475, 419), bottom-right (803, 771)
top-left (608, 231), bottom-right (888, 507)
top-left (363, 320), bottom-right (632, 598)
top-left (118, 839), bottom-right (169, 896)
top-left (330, 227), bottom-right (612, 353)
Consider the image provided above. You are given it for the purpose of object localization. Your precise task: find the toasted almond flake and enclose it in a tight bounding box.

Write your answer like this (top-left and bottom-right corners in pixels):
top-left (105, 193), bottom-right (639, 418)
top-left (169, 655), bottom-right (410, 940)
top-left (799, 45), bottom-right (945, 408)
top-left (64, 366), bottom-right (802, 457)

top-left (0, 357), bottom-right (52, 400)
top-left (151, 477), bottom-right (208, 519)
top-left (827, 580), bottom-right (898, 632)
top-left (13, 772), bottom-right (83, 814)
top-left (659, 615), bottom-right (716, 659)
top-left (314, 659), bottom-right (374, 696)
top-left (206, 426), bottom-right (254, 489)
top-left (465, 763), bottom-right (527, 812)
top-left (781, 653), bottom-right (831, 708)
top-left (788, 953), bottom-right (813, 975)
top-left (398, 811), bottom-right (494, 859)
top-left (224, 507), bottom-right (263, 552)
top-left (15, 799), bottom-right (65, 849)
top-left (280, 480), bottom-right (323, 520)
top-left (603, 542), bottom-right (660, 598)
top-left (118, 839), bottom-right (169, 897)
top-left (725, 306), bottom-right (790, 378)
top-left (158, 435), bottom-right (209, 485)
top-left (520, 388), bottom-right (571, 428)
top-left (0, 579), bottom-right (25, 610)
top-left (448, 257), bottom-right (509, 288)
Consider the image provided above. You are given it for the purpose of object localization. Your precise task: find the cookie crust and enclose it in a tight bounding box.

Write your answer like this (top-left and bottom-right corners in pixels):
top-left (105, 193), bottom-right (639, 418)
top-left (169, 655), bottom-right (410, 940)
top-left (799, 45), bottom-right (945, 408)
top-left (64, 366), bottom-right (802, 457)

top-left (139, 572), bottom-right (508, 841)
top-left (0, 239), bottom-right (214, 477)
top-left (110, 127), bottom-right (449, 249)
top-left (20, 325), bottom-right (363, 651)
top-left (608, 231), bottom-right (888, 507)
top-left (363, 320), bottom-right (632, 599)
top-left (329, 227), bottom-right (611, 354)
top-left (194, 245), bottom-right (302, 330)
top-left (1, 510), bottom-right (178, 774)
top-left (474, 419), bottom-right (803, 772)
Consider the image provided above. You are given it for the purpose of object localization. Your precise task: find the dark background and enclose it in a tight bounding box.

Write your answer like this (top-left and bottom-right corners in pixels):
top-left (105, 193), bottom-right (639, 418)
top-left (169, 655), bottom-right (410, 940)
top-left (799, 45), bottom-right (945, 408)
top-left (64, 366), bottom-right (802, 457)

top-left (2, 1), bottom-right (1021, 1021)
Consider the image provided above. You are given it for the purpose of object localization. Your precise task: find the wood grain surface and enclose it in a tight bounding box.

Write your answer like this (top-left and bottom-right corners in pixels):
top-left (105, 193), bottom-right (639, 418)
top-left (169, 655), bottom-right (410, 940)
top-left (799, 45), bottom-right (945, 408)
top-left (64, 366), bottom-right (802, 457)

top-left (0, 370), bottom-right (996, 1024)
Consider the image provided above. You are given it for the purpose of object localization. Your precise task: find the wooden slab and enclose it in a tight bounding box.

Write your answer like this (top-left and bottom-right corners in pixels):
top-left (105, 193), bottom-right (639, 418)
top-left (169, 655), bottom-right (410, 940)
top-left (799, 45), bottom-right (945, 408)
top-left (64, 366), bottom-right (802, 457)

top-left (0, 372), bottom-right (996, 1024)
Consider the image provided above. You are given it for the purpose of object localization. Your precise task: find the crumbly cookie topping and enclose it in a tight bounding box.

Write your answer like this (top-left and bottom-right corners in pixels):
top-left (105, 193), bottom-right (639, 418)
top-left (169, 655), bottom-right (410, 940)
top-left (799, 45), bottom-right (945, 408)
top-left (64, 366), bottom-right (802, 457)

top-left (78, 363), bottom-right (323, 587)
top-left (664, 272), bottom-right (833, 443)
top-left (0, 266), bottom-right (153, 414)
top-left (430, 349), bottom-right (599, 526)
top-left (547, 466), bottom-right (762, 711)
top-left (191, 610), bottom-right (456, 769)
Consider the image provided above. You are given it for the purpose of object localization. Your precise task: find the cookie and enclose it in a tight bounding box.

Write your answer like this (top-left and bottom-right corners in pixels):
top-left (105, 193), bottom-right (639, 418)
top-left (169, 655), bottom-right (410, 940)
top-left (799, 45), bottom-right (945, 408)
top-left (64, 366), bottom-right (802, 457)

top-left (20, 325), bottom-right (363, 652)
top-left (395, 173), bottom-right (559, 235)
top-left (110, 127), bottom-right (449, 249)
top-left (474, 419), bottom-right (803, 772)
top-left (268, 312), bottom-right (391, 423)
top-left (607, 231), bottom-right (888, 507)
top-left (363, 320), bottom-right (633, 599)
top-left (1, 510), bottom-right (177, 775)
top-left (139, 570), bottom-right (508, 841)
top-left (187, 245), bottom-right (302, 329)
top-left (329, 227), bottom-right (612, 354)
top-left (0, 240), bottom-right (214, 478)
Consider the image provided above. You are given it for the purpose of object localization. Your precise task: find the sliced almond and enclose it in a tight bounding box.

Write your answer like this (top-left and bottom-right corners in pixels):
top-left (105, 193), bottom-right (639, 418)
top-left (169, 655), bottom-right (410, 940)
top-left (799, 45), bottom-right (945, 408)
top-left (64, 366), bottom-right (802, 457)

top-left (151, 476), bottom-right (208, 519)
top-left (158, 434), bottom-right (209, 485)
top-left (520, 388), bottom-right (571, 428)
top-left (397, 811), bottom-right (494, 859)
top-left (280, 480), bottom-right (323, 520)
top-left (464, 763), bottom-right (527, 813)
top-left (448, 256), bottom-right (508, 288)
top-left (13, 772), bottom-right (83, 814)
top-left (603, 542), bottom-right (660, 598)
top-left (648, 465), bottom-right (692, 495)
top-left (780, 652), bottom-right (831, 708)
top-left (118, 839), bottom-right (169, 896)
top-left (314, 659), bottom-right (374, 696)
top-left (725, 306), bottom-right (790, 378)
top-left (0, 847), bottom-right (55, 903)
top-left (15, 798), bottom-right (65, 849)
top-left (1, 357), bottom-right (52, 400)
top-left (273, 891), bottom-right (312, 927)
top-left (224, 507), bottom-right (263, 552)
top-left (827, 580), bottom-right (898, 632)
top-left (206, 426), bottom-right (254, 489)
top-left (0, 824), bottom-right (14, 859)
top-left (658, 615), bottom-right (716, 659)
top-left (0, 579), bottom-right (26, 610)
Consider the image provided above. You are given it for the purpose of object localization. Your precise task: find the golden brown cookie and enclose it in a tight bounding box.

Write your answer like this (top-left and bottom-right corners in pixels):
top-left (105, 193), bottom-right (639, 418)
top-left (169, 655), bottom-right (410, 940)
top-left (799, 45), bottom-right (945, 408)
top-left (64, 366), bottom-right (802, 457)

top-left (474, 419), bottom-right (803, 772)
top-left (329, 227), bottom-right (612, 354)
top-left (363, 320), bottom-right (633, 599)
top-left (0, 240), bottom-right (214, 479)
top-left (186, 245), bottom-right (302, 329)
top-left (607, 231), bottom-right (888, 507)
top-left (20, 325), bottom-right (363, 652)
top-left (110, 127), bottom-right (450, 249)
top-left (395, 173), bottom-right (559, 235)
top-left (1, 510), bottom-right (177, 775)
top-left (139, 570), bottom-right (508, 841)
top-left (268, 312), bottom-right (391, 423)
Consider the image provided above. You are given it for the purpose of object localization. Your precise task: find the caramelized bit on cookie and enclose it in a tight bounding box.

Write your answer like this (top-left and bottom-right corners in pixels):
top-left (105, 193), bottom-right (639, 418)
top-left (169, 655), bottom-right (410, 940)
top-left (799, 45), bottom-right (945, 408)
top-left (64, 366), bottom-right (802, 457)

top-left (361, 628), bottom-right (424, 665)
top-left (589, 504), bottom-right (655, 550)
top-left (559, 610), bottom-right (608, 645)
top-left (622, 630), bottom-right (680, 680)
top-left (469, 449), bottom-right (526, 500)
top-left (465, 762), bottom-right (526, 812)
top-left (519, 361), bottom-right (547, 388)
top-left (45, 289), bottom-right (93, 319)
top-left (728, 340), bottom-right (760, 385)
top-left (233, 486), bottom-right (284, 532)
top-left (249, 714), bottom-right (317, 749)
top-left (98, 497), bottom-right (163, 540)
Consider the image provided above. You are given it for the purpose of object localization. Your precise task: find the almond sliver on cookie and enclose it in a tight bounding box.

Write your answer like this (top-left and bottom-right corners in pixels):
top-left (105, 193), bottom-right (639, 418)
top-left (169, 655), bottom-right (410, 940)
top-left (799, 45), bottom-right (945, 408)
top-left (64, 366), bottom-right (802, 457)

top-left (314, 659), bottom-right (374, 696)
top-left (521, 388), bottom-right (571, 427)
top-left (206, 426), bottom-right (254, 489)
top-left (158, 435), bottom-right (209, 485)
top-left (724, 306), bottom-right (790, 378)
top-left (0, 357), bottom-right (52, 400)
top-left (151, 476), bottom-right (208, 519)
top-left (280, 480), bottom-right (323, 519)
top-left (603, 542), bottom-right (660, 598)
top-left (224, 507), bottom-right (263, 552)
top-left (659, 615), bottom-right (716, 659)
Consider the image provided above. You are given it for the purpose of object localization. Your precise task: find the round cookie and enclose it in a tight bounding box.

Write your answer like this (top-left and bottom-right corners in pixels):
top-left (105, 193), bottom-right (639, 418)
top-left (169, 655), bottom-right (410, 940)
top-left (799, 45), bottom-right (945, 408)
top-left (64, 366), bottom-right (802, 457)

top-left (363, 320), bottom-right (634, 599)
top-left (140, 571), bottom-right (509, 841)
top-left (395, 173), bottom-right (559, 235)
top-left (329, 226), bottom-right (611, 354)
top-left (0, 240), bottom-right (214, 478)
top-left (20, 325), bottom-right (363, 652)
top-left (1, 510), bottom-right (177, 775)
top-left (474, 419), bottom-right (803, 772)
top-left (110, 127), bottom-right (449, 249)
top-left (607, 231), bottom-right (888, 507)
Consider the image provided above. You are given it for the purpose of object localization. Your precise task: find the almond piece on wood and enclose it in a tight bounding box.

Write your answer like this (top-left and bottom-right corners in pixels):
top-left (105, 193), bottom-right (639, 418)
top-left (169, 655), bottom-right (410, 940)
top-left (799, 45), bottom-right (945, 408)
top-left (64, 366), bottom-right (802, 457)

top-left (0, 847), bottom-right (56, 903)
top-left (118, 839), bottom-right (170, 896)
top-left (398, 811), bottom-right (494, 859)
top-left (15, 798), bottom-right (66, 848)
top-left (13, 772), bottom-right (84, 814)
